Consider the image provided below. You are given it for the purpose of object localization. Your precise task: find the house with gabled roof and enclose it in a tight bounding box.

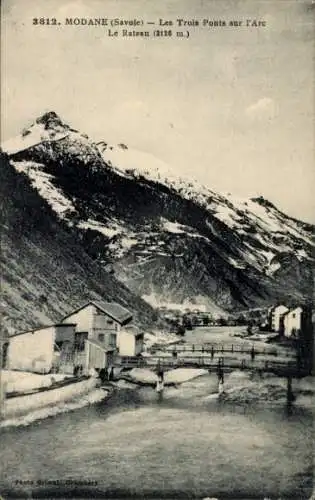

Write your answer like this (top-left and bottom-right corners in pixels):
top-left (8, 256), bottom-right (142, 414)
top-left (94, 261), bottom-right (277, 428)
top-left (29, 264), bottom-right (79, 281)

top-left (61, 300), bottom-right (133, 351)
top-left (282, 306), bottom-right (312, 339)
top-left (269, 304), bottom-right (289, 333)
top-left (282, 307), bottom-right (302, 338)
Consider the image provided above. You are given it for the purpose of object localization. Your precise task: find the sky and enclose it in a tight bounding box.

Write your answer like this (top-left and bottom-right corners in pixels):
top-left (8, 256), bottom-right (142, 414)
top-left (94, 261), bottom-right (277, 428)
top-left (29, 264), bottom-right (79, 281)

top-left (1, 0), bottom-right (314, 223)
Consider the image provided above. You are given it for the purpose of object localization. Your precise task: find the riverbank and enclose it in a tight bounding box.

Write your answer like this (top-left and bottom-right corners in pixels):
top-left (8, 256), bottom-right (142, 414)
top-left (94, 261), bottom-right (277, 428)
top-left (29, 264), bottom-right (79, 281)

top-left (2, 370), bottom-right (70, 394)
top-left (0, 368), bottom-right (216, 428)
top-left (0, 374), bottom-right (112, 428)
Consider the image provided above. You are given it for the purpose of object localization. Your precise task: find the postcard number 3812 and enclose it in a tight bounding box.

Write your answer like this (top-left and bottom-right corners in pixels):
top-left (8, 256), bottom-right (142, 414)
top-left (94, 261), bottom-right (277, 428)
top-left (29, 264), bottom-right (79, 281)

top-left (33, 18), bottom-right (59, 25)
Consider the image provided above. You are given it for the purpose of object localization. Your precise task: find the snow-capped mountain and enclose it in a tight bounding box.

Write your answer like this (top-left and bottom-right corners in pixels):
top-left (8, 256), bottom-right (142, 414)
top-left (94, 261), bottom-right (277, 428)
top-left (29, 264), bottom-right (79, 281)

top-left (2, 111), bottom-right (314, 311)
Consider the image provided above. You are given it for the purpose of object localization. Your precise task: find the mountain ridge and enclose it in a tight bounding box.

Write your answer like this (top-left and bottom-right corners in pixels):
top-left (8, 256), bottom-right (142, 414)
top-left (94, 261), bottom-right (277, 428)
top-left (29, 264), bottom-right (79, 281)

top-left (2, 111), bottom-right (314, 313)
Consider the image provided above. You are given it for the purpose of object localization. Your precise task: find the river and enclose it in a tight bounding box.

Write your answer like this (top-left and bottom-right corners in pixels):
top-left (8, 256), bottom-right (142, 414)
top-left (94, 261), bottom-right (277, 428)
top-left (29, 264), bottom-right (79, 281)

top-left (0, 327), bottom-right (314, 499)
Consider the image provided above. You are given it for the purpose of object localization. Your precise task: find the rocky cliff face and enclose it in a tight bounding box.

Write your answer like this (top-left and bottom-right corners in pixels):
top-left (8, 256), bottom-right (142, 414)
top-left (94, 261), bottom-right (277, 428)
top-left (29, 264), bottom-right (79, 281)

top-left (2, 111), bottom-right (314, 313)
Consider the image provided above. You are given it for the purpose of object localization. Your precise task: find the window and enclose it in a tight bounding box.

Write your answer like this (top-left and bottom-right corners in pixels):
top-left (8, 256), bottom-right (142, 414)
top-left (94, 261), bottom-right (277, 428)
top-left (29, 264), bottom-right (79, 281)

top-left (54, 340), bottom-right (72, 353)
top-left (54, 341), bottom-right (63, 352)
top-left (292, 314), bottom-right (296, 319)
top-left (107, 319), bottom-right (113, 325)
top-left (74, 332), bottom-right (88, 352)
top-left (109, 334), bottom-right (116, 347)
top-left (98, 334), bottom-right (105, 342)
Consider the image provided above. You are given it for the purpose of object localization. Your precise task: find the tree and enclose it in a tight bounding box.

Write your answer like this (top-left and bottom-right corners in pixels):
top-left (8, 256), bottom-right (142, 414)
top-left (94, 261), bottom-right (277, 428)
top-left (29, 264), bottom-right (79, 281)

top-left (203, 316), bottom-right (210, 326)
top-left (217, 317), bottom-right (227, 326)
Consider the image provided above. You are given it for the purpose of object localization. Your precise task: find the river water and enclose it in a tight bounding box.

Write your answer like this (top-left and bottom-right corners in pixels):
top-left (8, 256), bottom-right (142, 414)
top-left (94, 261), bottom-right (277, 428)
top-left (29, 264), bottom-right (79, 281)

top-left (1, 328), bottom-right (314, 500)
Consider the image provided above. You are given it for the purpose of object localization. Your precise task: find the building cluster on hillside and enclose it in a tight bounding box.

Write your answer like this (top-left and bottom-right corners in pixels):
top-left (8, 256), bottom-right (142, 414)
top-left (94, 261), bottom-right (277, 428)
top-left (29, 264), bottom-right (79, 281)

top-left (1, 301), bottom-right (144, 376)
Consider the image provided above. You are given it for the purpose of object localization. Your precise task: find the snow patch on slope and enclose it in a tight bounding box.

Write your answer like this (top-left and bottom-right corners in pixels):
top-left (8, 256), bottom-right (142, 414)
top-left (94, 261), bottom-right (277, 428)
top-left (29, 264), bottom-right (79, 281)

top-left (77, 219), bottom-right (122, 238)
top-left (162, 220), bottom-right (186, 234)
top-left (11, 161), bottom-right (76, 217)
top-left (99, 143), bottom-right (177, 184)
top-left (267, 261), bottom-right (281, 275)
top-left (214, 204), bottom-right (242, 229)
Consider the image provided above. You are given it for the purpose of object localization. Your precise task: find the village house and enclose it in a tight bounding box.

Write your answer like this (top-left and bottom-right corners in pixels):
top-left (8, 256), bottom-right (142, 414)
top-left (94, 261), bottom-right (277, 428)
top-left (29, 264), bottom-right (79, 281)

top-left (7, 323), bottom-right (77, 374)
top-left (269, 304), bottom-right (289, 333)
top-left (118, 325), bottom-right (144, 357)
top-left (6, 300), bottom-right (134, 375)
top-left (60, 300), bottom-right (133, 349)
top-left (282, 306), bottom-right (312, 339)
top-left (60, 300), bottom-right (133, 372)
top-left (282, 307), bottom-right (303, 338)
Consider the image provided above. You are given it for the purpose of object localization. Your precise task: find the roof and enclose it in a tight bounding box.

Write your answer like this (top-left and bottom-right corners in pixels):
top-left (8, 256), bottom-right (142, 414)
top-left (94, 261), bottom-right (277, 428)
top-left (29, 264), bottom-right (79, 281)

top-left (273, 304), bottom-right (289, 311)
top-left (86, 339), bottom-right (116, 352)
top-left (62, 300), bottom-right (133, 325)
top-left (282, 306), bottom-right (303, 317)
top-left (121, 325), bottom-right (144, 337)
top-left (10, 323), bottom-right (77, 338)
top-left (93, 300), bottom-right (133, 324)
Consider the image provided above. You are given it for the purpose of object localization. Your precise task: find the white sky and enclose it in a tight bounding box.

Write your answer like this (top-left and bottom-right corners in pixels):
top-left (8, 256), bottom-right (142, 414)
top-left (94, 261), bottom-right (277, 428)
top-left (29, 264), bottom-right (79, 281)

top-left (1, 0), bottom-right (314, 222)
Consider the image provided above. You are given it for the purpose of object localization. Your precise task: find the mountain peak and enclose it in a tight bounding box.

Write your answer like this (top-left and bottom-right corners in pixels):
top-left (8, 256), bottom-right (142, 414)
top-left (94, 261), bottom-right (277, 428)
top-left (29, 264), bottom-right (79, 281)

top-left (1, 112), bottom-right (74, 155)
top-left (35, 111), bottom-right (70, 131)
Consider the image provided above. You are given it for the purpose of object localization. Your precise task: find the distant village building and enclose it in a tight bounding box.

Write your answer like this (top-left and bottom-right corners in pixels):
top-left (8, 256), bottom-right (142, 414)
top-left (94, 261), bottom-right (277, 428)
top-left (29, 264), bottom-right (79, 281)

top-left (269, 305), bottom-right (289, 333)
top-left (118, 325), bottom-right (144, 357)
top-left (283, 306), bottom-right (305, 338)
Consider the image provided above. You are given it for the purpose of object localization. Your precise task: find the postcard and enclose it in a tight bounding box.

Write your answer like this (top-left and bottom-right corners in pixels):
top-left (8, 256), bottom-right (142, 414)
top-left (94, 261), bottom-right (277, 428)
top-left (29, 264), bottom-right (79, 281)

top-left (1, 1), bottom-right (314, 499)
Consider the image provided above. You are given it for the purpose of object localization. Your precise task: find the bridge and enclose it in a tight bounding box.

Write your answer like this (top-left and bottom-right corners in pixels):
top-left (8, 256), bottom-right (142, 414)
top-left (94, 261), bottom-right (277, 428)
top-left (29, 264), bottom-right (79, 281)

top-left (114, 353), bottom-right (310, 404)
top-left (115, 353), bottom-right (308, 378)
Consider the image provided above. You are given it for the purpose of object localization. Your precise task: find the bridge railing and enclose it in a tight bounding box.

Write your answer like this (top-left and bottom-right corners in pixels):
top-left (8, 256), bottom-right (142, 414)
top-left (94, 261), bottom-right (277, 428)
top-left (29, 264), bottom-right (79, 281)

top-left (117, 355), bottom-right (302, 375)
top-left (149, 343), bottom-right (291, 357)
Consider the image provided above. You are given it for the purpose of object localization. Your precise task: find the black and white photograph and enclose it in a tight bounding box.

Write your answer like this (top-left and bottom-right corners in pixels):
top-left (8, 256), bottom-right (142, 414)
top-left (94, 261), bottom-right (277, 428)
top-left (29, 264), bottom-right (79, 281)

top-left (0, 0), bottom-right (314, 499)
